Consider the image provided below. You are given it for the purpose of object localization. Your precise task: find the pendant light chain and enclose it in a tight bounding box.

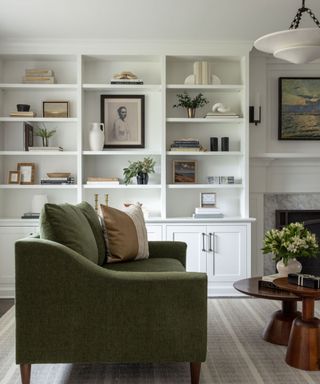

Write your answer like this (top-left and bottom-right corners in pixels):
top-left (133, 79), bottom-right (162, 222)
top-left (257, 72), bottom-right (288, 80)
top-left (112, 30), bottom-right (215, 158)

top-left (289, 0), bottom-right (320, 29)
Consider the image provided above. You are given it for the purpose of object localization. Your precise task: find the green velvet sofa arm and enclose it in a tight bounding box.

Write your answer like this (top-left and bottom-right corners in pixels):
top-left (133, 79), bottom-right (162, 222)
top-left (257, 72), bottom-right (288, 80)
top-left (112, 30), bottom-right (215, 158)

top-left (15, 238), bottom-right (207, 365)
top-left (148, 241), bottom-right (187, 267)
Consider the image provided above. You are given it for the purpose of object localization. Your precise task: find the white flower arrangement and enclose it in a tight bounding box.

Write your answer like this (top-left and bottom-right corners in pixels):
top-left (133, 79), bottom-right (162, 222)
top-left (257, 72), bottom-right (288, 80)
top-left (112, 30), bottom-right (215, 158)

top-left (262, 222), bottom-right (319, 266)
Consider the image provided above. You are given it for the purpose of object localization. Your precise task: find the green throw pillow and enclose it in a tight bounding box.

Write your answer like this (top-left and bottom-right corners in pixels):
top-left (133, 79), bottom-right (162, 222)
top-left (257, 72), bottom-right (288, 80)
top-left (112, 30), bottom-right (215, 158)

top-left (77, 201), bottom-right (106, 265)
top-left (40, 203), bottom-right (99, 264)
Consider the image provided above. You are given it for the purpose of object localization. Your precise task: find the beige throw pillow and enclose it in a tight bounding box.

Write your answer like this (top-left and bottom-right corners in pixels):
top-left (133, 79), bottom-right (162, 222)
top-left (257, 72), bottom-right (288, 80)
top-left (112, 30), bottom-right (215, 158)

top-left (100, 204), bottom-right (149, 263)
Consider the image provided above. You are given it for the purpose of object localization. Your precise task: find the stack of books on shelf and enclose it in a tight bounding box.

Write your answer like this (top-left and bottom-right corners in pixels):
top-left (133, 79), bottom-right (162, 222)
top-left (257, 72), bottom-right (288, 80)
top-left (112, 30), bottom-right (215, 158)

top-left (192, 207), bottom-right (224, 219)
top-left (170, 139), bottom-right (201, 152)
top-left (205, 112), bottom-right (240, 119)
top-left (41, 174), bottom-right (74, 185)
top-left (10, 111), bottom-right (37, 117)
top-left (110, 71), bottom-right (143, 85)
top-left (86, 177), bottom-right (120, 185)
top-left (28, 146), bottom-right (63, 152)
top-left (21, 212), bottom-right (40, 219)
top-left (22, 69), bottom-right (55, 84)
top-left (193, 61), bottom-right (210, 85)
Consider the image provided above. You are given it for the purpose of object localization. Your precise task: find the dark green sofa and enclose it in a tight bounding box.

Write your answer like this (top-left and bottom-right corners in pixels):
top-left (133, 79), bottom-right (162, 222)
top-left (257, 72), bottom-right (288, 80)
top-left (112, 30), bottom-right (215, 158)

top-left (15, 204), bottom-right (207, 384)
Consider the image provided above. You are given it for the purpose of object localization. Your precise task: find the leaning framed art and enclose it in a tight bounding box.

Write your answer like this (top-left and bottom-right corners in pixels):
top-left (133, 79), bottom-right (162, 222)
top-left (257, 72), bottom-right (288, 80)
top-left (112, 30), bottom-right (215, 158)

top-left (279, 77), bottom-right (320, 140)
top-left (101, 95), bottom-right (145, 148)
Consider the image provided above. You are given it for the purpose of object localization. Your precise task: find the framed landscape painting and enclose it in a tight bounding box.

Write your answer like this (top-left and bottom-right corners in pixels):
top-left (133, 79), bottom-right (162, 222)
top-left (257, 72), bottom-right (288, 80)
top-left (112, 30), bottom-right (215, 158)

top-left (279, 77), bottom-right (320, 140)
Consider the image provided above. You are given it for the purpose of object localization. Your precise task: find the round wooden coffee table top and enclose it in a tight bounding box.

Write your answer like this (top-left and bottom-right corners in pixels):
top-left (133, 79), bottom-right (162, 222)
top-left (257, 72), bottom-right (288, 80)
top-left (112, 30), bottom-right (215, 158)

top-left (234, 277), bottom-right (299, 301)
top-left (274, 277), bottom-right (320, 298)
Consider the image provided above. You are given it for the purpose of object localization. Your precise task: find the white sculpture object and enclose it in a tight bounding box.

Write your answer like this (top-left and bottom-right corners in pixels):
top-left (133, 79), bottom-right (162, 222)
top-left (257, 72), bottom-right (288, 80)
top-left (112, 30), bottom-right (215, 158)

top-left (211, 75), bottom-right (221, 85)
top-left (184, 74), bottom-right (195, 84)
top-left (212, 103), bottom-right (230, 113)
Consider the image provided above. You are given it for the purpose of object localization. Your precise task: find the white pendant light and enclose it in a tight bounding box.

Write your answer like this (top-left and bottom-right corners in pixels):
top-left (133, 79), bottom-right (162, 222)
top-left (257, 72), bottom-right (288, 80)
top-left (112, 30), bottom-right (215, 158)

top-left (254, 0), bottom-right (320, 64)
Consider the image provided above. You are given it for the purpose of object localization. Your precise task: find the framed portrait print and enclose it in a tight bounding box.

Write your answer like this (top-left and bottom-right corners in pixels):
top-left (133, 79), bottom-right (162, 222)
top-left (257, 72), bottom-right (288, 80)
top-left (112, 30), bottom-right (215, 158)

top-left (173, 160), bottom-right (197, 183)
top-left (17, 163), bottom-right (35, 184)
top-left (200, 192), bottom-right (216, 208)
top-left (279, 77), bottom-right (320, 140)
top-left (101, 95), bottom-right (145, 148)
top-left (43, 101), bottom-right (69, 118)
top-left (8, 170), bottom-right (20, 184)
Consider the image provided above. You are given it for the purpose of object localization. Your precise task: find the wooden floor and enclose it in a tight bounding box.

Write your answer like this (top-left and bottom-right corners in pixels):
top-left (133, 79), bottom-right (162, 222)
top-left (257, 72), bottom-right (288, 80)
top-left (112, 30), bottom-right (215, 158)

top-left (0, 299), bottom-right (14, 317)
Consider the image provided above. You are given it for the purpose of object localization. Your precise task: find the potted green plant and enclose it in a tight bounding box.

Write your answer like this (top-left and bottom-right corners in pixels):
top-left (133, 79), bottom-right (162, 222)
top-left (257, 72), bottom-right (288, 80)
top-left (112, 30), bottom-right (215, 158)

top-left (123, 156), bottom-right (156, 185)
top-left (262, 222), bottom-right (319, 275)
top-left (35, 124), bottom-right (56, 147)
top-left (173, 92), bottom-right (209, 118)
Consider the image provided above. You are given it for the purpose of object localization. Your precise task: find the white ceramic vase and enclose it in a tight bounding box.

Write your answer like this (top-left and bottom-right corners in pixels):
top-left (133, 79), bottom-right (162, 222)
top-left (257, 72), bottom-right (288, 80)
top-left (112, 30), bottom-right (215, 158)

top-left (89, 122), bottom-right (105, 151)
top-left (276, 258), bottom-right (302, 276)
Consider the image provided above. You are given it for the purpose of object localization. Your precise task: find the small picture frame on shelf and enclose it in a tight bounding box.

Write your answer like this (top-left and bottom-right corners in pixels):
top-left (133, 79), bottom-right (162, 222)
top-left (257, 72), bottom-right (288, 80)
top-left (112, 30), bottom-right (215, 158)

top-left (17, 163), bottom-right (35, 184)
top-left (23, 122), bottom-right (33, 151)
top-left (173, 160), bottom-right (197, 183)
top-left (200, 192), bottom-right (216, 208)
top-left (43, 101), bottom-right (69, 118)
top-left (279, 77), bottom-right (320, 140)
top-left (8, 170), bottom-right (20, 184)
top-left (101, 95), bottom-right (145, 148)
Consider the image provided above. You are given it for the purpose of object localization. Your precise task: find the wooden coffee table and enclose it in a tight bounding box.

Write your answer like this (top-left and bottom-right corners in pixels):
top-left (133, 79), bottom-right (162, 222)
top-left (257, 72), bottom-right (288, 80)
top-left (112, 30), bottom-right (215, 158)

top-left (274, 277), bottom-right (320, 371)
top-left (233, 277), bottom-right (300, 345)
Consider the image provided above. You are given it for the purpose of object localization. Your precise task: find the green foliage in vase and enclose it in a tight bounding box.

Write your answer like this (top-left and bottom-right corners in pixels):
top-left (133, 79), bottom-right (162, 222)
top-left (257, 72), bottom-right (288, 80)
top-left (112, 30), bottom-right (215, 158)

top-left (123, 156), bottom-right (156, 185)
top-left (35, 124), bottom-right (56, 147)
top-left (262, 222), bottom-right (319, 266)
top-left (173, 92), bottom-right (209, 109)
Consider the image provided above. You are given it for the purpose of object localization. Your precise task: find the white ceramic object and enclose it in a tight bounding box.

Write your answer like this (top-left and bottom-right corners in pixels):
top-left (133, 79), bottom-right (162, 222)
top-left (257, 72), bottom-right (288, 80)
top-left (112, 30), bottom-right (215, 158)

top-left (254, 28), bottom-right (320, 64)
top-left (212, 103), bottom-right (230, 113)
top-left (211, 74), bottom-right (221, 85)
top-left (276, 258), bottom-right (302, 277)
top-left (184, 74), bottom-right (195, 84)
top-left (89, 122), bottom-right (105, 151)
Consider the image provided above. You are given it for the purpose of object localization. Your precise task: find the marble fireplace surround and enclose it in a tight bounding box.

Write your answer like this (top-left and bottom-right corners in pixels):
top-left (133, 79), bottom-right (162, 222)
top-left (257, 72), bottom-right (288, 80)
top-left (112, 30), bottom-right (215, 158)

top-left (264, 193), bottom-right (320, 275)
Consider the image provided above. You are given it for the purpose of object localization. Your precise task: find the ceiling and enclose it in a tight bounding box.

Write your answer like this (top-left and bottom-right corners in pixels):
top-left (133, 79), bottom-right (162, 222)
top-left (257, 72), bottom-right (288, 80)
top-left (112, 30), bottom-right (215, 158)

top-left (1, 0), bottom-right (320, 42)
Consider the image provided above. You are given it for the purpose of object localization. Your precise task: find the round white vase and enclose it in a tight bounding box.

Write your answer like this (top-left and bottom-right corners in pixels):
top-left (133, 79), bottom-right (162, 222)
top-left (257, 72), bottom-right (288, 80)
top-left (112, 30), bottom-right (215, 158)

top-left (89, 122), bottom-right (105, 151)
top-left (276, 258), bottom-right (302, 276)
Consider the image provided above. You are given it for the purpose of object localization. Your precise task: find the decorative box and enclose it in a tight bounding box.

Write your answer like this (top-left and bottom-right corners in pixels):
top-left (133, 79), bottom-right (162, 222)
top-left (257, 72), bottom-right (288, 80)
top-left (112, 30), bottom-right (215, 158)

top-left (288, 273), bottom-right (320, 289)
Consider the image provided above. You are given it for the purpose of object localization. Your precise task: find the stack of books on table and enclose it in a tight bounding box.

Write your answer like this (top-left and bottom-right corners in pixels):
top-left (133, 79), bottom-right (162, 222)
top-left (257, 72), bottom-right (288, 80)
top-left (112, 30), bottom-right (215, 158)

top-left (192, 207), bottom-right (224, 219)
top-left (205, 112), bottom-right (240, 119)
top-left (41, 175), bottom-right (74, 185)
top-left (258, 274), bottom-right (284, 290)
top-left (170, 139), bottom-right (201, 152)
top-left (86, 177), bottom-right (120, 185)
top-left (22, 69), bottom-right (55, 84)
top-left (10, 111), bottom-right (37, 117)
top-left (28, 146), bottom-right (63, 152)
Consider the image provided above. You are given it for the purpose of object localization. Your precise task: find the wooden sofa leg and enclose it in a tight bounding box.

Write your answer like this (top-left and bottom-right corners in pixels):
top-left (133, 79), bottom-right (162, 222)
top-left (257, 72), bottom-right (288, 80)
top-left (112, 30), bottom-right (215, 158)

top-left (20, 364), bottom-right (31, 384)
top-left (190, 362), bottom-right (201, 384)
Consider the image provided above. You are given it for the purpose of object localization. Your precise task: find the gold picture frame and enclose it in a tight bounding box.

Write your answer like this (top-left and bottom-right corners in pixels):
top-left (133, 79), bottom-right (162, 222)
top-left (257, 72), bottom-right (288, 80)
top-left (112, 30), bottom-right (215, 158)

top-left (43, 101), bottom-right (69, 118)
top-left (17, 163), bottom-right (35, 184)
top-left (8, 170), bottom-right (20, 184)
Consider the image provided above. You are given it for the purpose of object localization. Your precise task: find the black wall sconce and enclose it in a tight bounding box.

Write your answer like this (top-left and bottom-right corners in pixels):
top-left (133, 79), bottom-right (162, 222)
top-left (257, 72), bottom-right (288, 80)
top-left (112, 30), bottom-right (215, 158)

top-left (249, 92), bottom-right (261, 125)
top-left (249, 105), bottom-right (261, 125)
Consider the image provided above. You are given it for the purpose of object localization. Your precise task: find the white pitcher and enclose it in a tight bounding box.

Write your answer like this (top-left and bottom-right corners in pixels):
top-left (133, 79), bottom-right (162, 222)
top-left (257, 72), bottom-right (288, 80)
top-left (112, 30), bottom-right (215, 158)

top-left (89, 122), bottom-right (105, 151)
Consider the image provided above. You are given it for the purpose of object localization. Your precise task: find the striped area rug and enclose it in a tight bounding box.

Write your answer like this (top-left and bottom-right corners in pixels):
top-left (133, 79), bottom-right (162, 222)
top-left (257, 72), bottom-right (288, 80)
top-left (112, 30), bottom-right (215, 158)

top-left (1, 299), bottom-right (320, 384)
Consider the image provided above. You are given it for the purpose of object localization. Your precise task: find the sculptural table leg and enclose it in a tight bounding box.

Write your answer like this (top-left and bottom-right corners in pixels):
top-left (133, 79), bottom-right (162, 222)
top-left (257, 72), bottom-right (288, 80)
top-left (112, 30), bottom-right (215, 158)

top-left (20, 364), bottom-right (31, 384)
top-left (190, 362), bottom-right (201, 384)
top-left (286, 298), bottom-right (320, 370)
top-left (262, 300), bottom-right (300, 345)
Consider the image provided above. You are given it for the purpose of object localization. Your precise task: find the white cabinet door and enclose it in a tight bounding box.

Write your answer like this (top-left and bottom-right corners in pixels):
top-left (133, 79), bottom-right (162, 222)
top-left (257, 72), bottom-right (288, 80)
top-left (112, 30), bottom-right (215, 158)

top-left (206, 225), bottom-right (247, 282)
top-left (0, 226), bottom-right (36, 298)
top-left (166, 225), bottom-right (207, 272)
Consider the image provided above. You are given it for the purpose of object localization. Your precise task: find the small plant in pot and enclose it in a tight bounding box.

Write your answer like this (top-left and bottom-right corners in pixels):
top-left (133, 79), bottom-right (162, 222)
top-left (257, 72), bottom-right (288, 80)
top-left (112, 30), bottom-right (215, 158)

top-left (262, 222), bottom-right (319, 276)
top-left (123, 157), bottom-right (156, 185)
top-left (35, 124), bottom-right (56, 147)
top-left (173, 92), bottom-right (209, 118)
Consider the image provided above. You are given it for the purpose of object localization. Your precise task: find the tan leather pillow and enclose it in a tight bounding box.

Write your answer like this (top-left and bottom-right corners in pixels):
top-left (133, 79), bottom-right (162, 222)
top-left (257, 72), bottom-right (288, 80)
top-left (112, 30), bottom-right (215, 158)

top-left (100, 204), bottom-right (149, 263)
